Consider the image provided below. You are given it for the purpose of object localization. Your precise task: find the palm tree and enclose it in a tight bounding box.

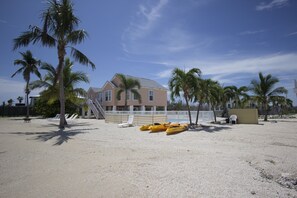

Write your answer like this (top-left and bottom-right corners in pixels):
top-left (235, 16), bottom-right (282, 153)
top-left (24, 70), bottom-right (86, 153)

top-left (194, 78), bottom-right (214, 124)
top-left (270, 96), bottom-right (293, 117)
top-left (115, 74), bottom-right (141, 111)
top-left (169, 68), bottom-right (201, 125)
top-left (17, 96), bottom-right (24, 104)
top-left (13, 0), bottom-right (95, 129)
top-left (250, 72), bottom-right (287, 121)
top-left (30, 58), bottom-right (89, 110)
top-left (219, 86), bottom-right (235, 117)
top-left (11, 50), bottom-right (41, 119)
top-left (7, 99), bottom-right (14, 106)
top-left (224, 85), bottom-right (249, 108)
top-left (209, 81), bottom-right (223, 122)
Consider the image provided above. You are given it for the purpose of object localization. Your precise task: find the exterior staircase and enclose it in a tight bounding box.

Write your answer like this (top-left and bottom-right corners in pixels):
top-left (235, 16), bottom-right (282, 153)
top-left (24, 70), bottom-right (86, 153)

top-left (87, 99), bottom-right (105, 119)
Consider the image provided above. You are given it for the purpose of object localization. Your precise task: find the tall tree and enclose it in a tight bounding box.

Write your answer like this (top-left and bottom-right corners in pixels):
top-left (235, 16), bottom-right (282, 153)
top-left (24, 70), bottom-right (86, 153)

top-left (13, 0), bottom-right (95, 129)
top-left (169, 68), bottom-right (201, 125)
top-left (115, 74), bottom-right (141, 111)
top-left (250, 72), bottom-right (287, 121)
top-left (11, 50), bottom-right (41, 119)
top-left (194, 78), bottom-right (214, 124)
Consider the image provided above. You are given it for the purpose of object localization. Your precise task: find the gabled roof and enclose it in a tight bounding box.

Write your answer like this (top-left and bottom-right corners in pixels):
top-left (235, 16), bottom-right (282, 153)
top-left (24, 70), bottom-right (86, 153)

top-left (88, 87), bottom-right (102, 93)
top-left (102, 81), bottom-right (116, 89)
top-left (112, 73), bottom-right (167, 90)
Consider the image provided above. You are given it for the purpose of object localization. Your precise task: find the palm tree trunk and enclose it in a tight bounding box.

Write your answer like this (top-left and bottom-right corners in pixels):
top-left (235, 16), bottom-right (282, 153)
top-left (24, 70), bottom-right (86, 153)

top-left (212, 106), bottom-right (217, 123)
top-left (58, 46), bottom-right (67, 129)
top-left (125, 90), bottom-right (128, 111)
top-left (195, 102), bottom-right (202, 125)
top-left (185, 97), bottom-right (192, 125)
top-left (59, 72), bottom-right (67, 128)
top-left (25, 87), bottom-right (29, 119)
top-left (264, 102), bottom-right (268, 121)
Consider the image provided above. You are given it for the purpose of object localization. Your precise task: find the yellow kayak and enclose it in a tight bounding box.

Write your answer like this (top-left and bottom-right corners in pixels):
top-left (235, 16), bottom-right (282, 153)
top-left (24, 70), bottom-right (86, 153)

top-left (150, 123), bottom-right (170, 133)
top-left (166, 123), bottom-right (188, 135)
top-left (139, 124), bottom-right (152, 131)
top-left (140, 123), bottom-right (162, 131)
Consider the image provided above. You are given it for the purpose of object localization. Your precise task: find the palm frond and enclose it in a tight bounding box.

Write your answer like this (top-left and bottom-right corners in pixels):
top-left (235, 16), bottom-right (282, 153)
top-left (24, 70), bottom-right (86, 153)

top-left (67, 30), bottom-right (88, 44)
top-left (11, 67), bottom-right (24, 78)
top-left (69, 47), bottom-right (95, 69)
top-left (131, 89), bottom-right (142, 103)
top-left (13, 31), bottom-right (36, 50)
top-left (116, 90), bottom-right (123, 100)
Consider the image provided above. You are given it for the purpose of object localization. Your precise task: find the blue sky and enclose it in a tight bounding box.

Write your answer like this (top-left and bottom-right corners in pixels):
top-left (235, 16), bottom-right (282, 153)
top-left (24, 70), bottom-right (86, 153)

top-left (1, 0), bottom-right (297, 105)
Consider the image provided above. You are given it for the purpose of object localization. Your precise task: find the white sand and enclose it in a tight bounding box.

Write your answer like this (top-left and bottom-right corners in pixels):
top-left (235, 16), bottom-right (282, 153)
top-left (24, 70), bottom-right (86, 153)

top-left (0, 117), bottom-right (297, 198)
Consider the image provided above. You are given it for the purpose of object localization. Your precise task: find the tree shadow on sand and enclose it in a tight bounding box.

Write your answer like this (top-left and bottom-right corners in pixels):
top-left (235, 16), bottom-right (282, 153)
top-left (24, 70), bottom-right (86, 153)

top-left (188, 125), bottom-right (232, 133)
top-left (9, 127), bottom-right (98, 146)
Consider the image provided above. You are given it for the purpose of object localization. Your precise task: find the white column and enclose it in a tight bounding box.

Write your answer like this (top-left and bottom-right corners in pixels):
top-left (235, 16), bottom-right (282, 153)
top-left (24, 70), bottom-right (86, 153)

top-left (153, 106), bottom-right (157, 112)
top-left (112, 106), bottom-right (116, 111)
top-left (141, 105), bottom-right (145, 111)
top-left (141, 105), bottom-right (145, 113)
top-left (82, 107), bottom-right (85, 118)
top-left (164, 106), bottom-right (167, 113)
top-left (129, 105), bottom-right (133, 112)
top-left (87, 107), bottom-right (91, 118)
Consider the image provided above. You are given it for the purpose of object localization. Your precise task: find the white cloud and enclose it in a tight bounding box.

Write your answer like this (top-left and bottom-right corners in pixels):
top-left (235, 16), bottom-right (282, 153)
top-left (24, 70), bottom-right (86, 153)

top-left (0, 19), bottom-right (7, 23)
top-left (156, 69), bottom-right (172, 78)
top-left (0, 77), bottom-right (43, 103)
top-left (154, 53), bottom-right (297, 80)
top-left (122, 0), bottom-right (169, 41)
top-left (239, 30), bottom-right (265, 35)
top-left (256, 0), bottom-right (289, 11)
top-left (153, 53), bottom-right (297, 104)
top-left (286, 31), bottom-right (297, 37)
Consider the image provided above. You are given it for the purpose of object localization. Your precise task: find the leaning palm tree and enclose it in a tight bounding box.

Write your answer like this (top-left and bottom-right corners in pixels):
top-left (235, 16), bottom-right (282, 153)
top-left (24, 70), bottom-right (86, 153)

top-left (116, 74), bottom-right (141, 111)
top-left (250, 72), bottom-right (287, 121)
top-left (169, 68), bottom-right (201, 125)
top-left (30, 58), bottom-right (89, 108)
top-left (13, 0), bottom-right (95, 129)
top-left (208, 81), bottom-right (221, 123)
top-left (11, 50), bottom-right (41, 119)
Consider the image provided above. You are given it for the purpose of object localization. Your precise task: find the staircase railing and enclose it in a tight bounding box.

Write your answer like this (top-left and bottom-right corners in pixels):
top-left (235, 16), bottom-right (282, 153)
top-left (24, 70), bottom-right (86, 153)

top-left (87, 99), bottom-right (105, 119)
top-left (87, 99), bottom-right (100, 119)
top-left (94, 98), bottom-right (105, 118)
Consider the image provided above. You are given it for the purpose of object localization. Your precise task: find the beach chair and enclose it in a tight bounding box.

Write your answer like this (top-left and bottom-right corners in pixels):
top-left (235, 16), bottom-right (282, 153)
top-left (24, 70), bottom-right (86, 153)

top-left (47, 114), bottom-right (60, 121)
top-left (118, 115), bottom-right (134, 128)
top-left (67, 114), bottom-right (78, 120)
top-left (229, 115), bottom-right (237, 124)
top-left (53, 114), bottom-right (60, 119)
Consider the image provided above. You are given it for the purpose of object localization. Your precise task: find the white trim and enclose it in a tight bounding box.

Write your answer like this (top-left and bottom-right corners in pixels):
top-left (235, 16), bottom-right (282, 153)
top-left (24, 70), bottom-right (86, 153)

top-left (104, 90), bottom-right (112, 101)
top-left (102, 81), bottom-right (116, 89)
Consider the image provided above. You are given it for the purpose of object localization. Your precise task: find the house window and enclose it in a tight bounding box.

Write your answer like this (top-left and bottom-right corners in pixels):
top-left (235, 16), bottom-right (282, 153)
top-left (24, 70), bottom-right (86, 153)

top-left (148, 90), bottom-right (154, 101)
top-left (133, 92), bottom-right (139, 100)
top-left (105, 90), bottom-right (112, 101)
top-left (98, 92), bottom-right (103, 103)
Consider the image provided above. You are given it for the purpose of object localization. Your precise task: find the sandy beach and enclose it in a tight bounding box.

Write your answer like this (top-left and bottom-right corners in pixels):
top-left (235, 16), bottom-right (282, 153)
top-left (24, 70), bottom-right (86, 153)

top-left (0, 117), bottom-right (297, 198)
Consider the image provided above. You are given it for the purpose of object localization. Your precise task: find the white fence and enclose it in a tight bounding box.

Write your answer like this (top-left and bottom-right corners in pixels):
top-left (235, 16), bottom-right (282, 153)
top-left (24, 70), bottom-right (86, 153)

top-left (105, 110), bottom-right (215, 124)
